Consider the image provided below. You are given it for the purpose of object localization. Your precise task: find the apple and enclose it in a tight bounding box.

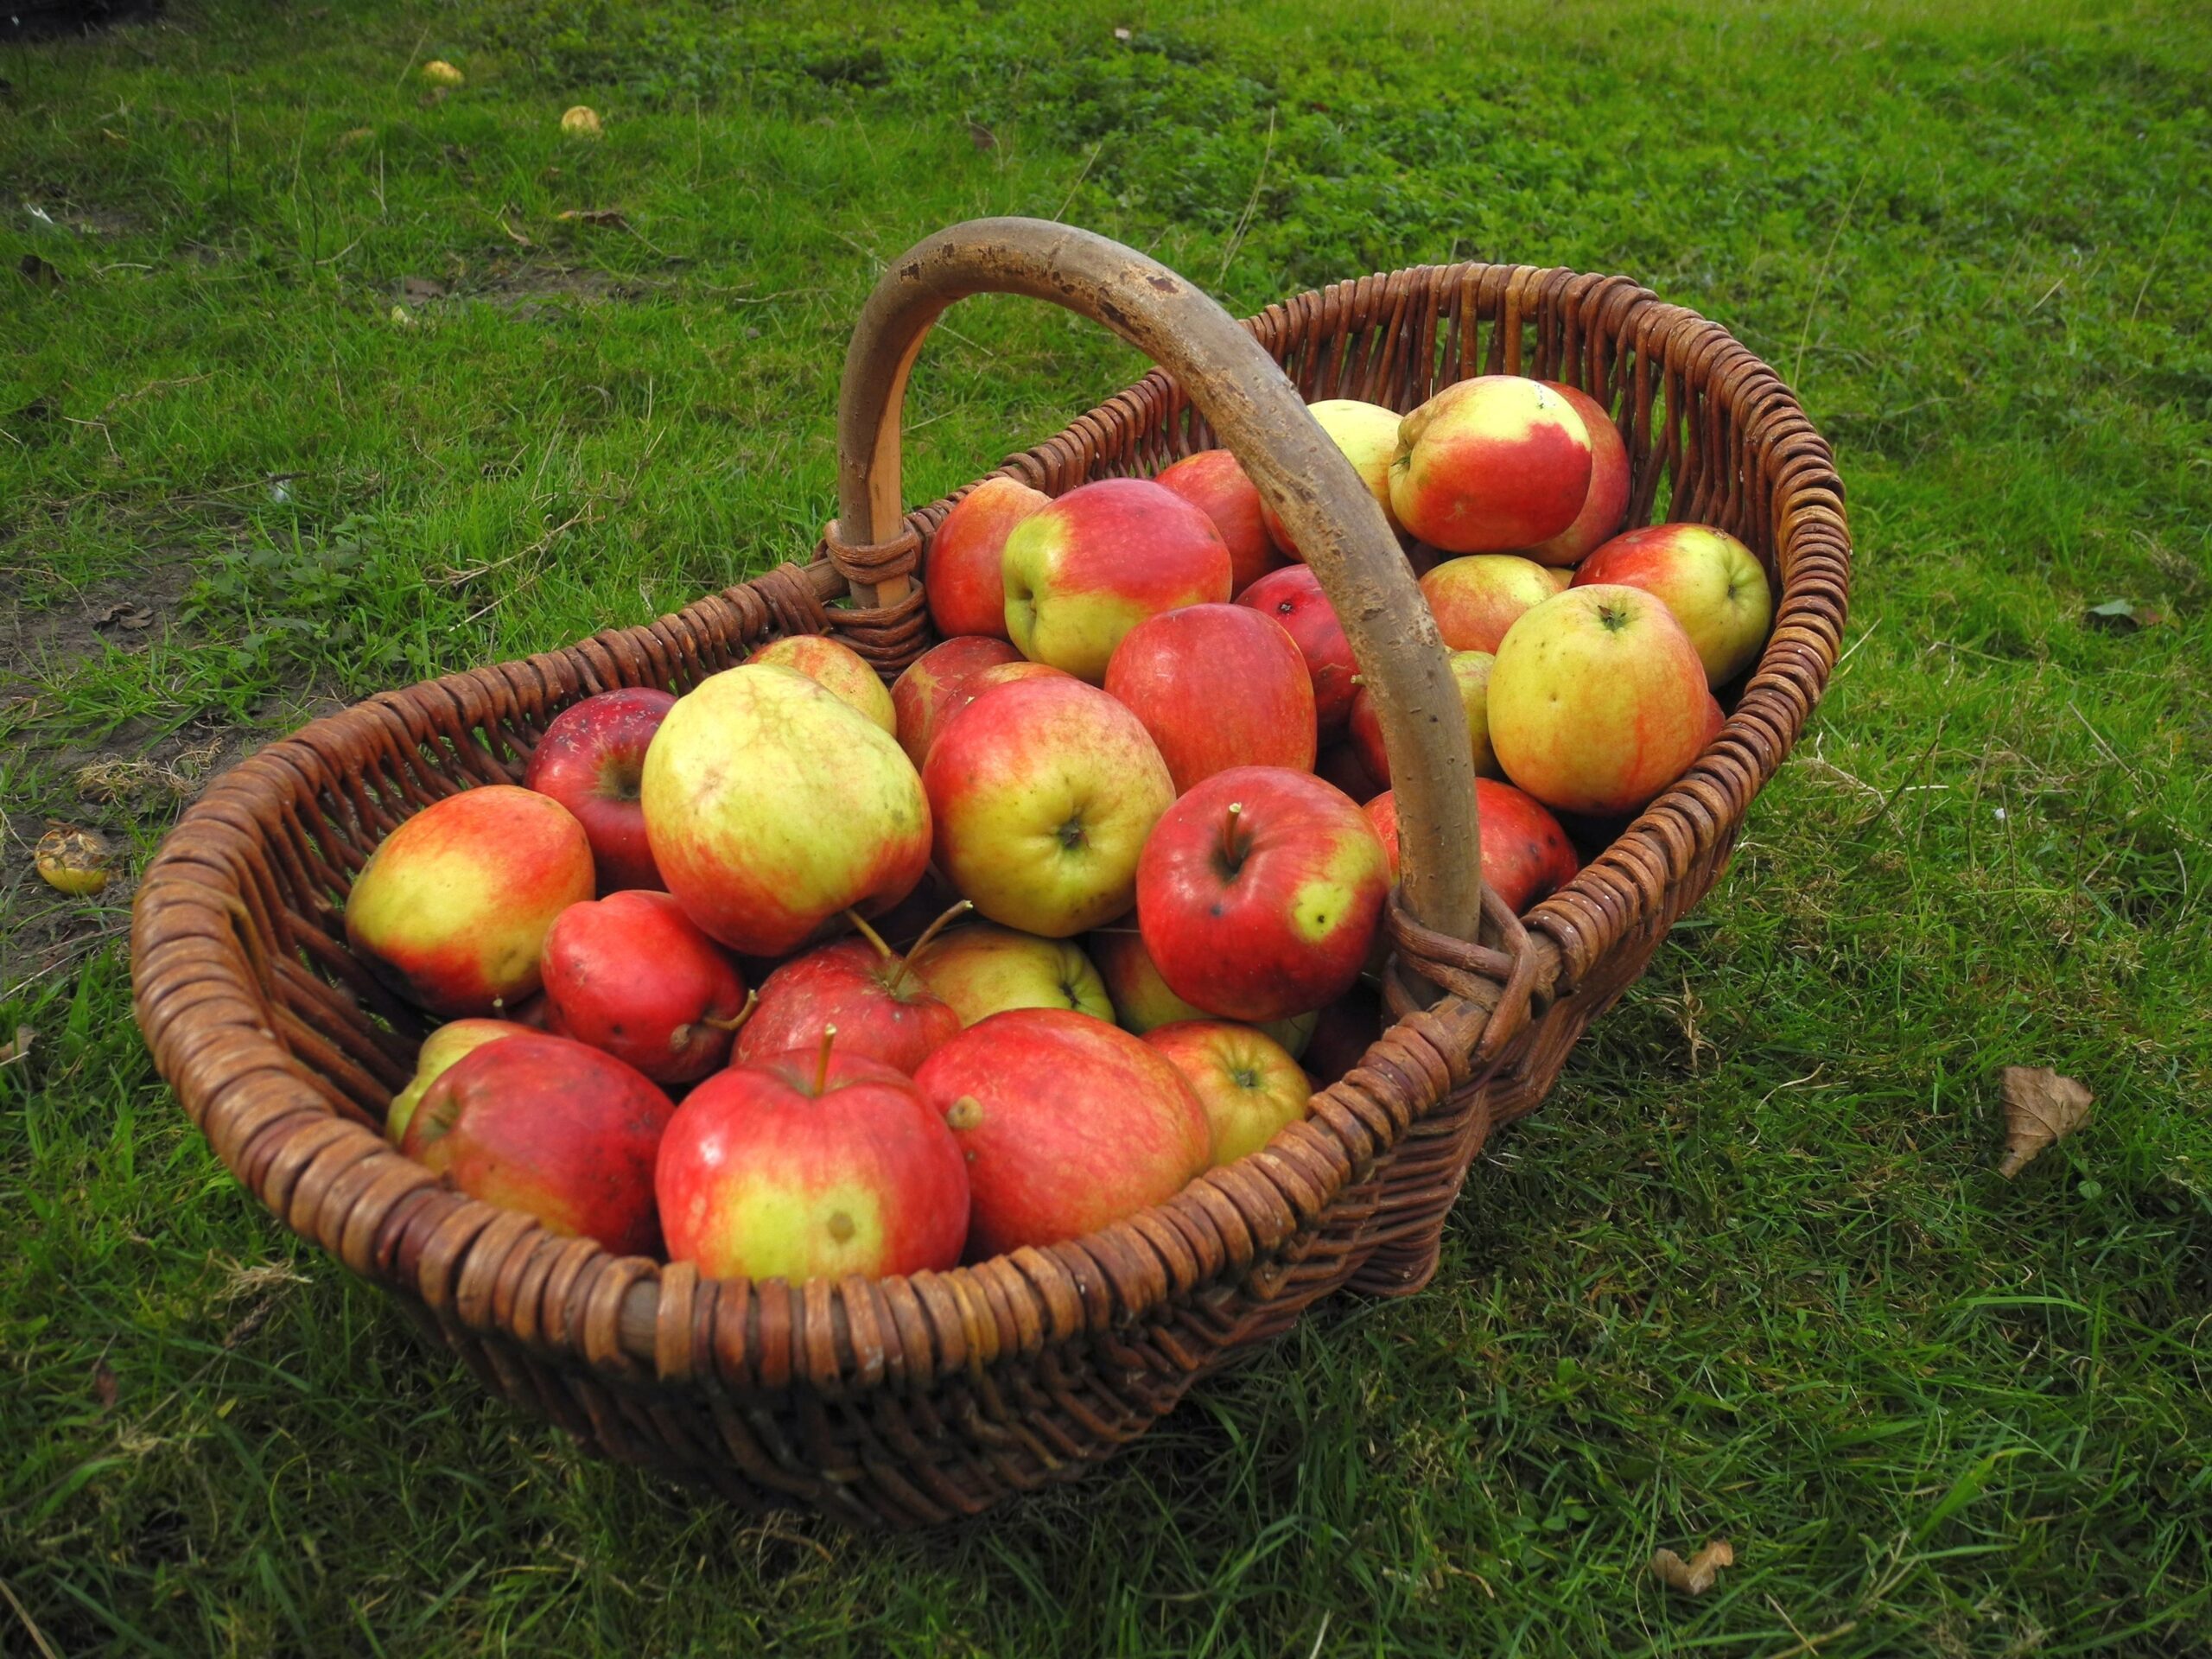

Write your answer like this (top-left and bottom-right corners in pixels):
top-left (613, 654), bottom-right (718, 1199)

top-left (402, 1032), bottom-right (674, 1255)
top-left (1701, 691), bottom-right (1726, 749)
top-left (1419, 554), bottom-right (1559, 654)
top-left (524, 688), bottom-right (676, 893)
top-left (1527, 383), bottom-right (1630, 566)
top-left (1571, 524), bottom-right (1774, 688)
top-left (346, 785), bottom-right (594, 1017)
top-left (1364, 778), bottom-right (1580, 916)
top-left (1487, 584), bottom-right (1709, 815)
top-left (1103, 602), bottom-right (1317, 793)
top-left (1259, 399), bottom-right (1405, 554)
top-left (923, 674), bottom-right (1173, 938)
top-left (1001, 477), bottom-right (1233, 681)
top-left (1350, 648), bottom-right (1498, 785)
top-left (1389, 376), bottom-right (1592, 553)
top-left (658, 1039), bottom-right (968, 1281)
top-left (1154, 448), bottom-right (1287, 592)
top-left (1142, 1019), bottom-right (1313, 1166)
top-left (640, 664), bottom-right (931, 957)
top-left (1302, 980), bottom-right (1384, 1087)
top-left (749, 634), bottom-right (898, 735)
top-left (1088, 925), bottom-right (1316, 1056)
top-left (1235, 564), bottom-right (1360, 737)
top-left (1136, 766), bottom-right (1389, 1023)
top-left (736, 903), bottom-right (969, 1074)
top-left (913, 1007), bottom-right (1211, 1255)
top-left (889, 635), bottom-right (1023, 769)
top-left (1313, 739), bottom-right (1382, 804)
top-left (925, 474), bottom-right (1049, 640)
top-left (538, 888), bottom-right (750, 1085)
top-left (385, 1018), bottom-right (529, 1147)
top-left (907, 920), bottom-right (1115, 1026)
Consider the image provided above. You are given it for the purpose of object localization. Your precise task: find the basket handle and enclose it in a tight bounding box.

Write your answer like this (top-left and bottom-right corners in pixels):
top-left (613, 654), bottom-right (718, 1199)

top-left (833, 217), bottom-right (1484, 958)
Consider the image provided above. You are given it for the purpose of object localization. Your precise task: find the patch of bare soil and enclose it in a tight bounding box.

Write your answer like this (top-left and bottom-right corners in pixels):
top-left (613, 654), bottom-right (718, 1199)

top-left (394, 264), bottom-right (653, 322)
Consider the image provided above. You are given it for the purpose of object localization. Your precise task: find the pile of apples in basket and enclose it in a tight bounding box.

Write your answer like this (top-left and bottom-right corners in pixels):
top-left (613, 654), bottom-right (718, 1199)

top-left (360, 375), bottom-right (1770, 1278)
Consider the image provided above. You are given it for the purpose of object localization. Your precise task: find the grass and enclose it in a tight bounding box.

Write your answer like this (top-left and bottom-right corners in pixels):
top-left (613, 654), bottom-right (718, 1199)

top-left (3, 0), bottom-right (2209, 1652)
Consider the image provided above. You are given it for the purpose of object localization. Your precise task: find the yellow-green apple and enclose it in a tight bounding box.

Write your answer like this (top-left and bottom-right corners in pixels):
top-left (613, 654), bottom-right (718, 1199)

top-left (1001, 477), bottom-right (1232, 681)
top-left (1488, 584), bottom-right (1708, 815)
top-left (539, 888), bottom-right (750, 1085)
top-left (1103, 602), bottom-right (1317, 793)
top-left (346, 785), bottom-right (594, 1016)
top-left (1260, 399), bottom-right (1405, 554)
top-left (1235, 564), bottom-right (1360, 737)
top-left (1302, 979), bottom-right (1384, 1087)
top-left (890, 635), bottom-right (1022, 769)
top-left (1419, 554), bottom-right (1558, 653)
top-left (1389, 376), bottom-right (1592, 553)
top-left (524, 688), bottom-right (676, 892)
top-left (1364, 778), bottom-right (1580, 916)
top-left (923, 674), bottom-right (1173, 937)
top-left (1088, 925), bottom-right (1316, 1056)
top-left (641, 664), bottom-right (931, 956)
top-left (925, 474), bottom-right (1049, 640)
top-left (735, 904), bottom-right (969, 1074)
top-left (1571, 524), bottom-right (1773, 687)
top-left (749, 634), bottom-right (897, 734)
top-left (1350, 648), bottom-right (1498, 785)
top-left (1527, 383), bottom-right (1630, 566)
top-left (1142, 1019), bottom-right (1313, 1166)
top-left (1155, 448), bottom-right (1287, 592)
top-left (1542, 564), bottom-right (1573, 592)
top-left (912, 1007), bottom-right (1211, 1255)
top-left (385, 1018), bottom-right (528, 1146)
top-left (907, 920), bottom-right (1115, 1025)
top-left (657, 1040), bottom-right (968, 1280)
top-left (1135, 766), bottom-right (1390, 1023)
top-left (401, 1031), bottom-right (674, 1255)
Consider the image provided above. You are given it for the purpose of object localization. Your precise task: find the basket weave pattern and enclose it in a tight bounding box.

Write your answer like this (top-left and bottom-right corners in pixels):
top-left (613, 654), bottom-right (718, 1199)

top-left (131, 261), bottom-right (1847, 1528)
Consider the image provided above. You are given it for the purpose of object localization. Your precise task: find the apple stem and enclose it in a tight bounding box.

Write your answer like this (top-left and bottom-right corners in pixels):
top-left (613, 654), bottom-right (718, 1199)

top-left (843, 908), bottom-right (895, 963)
top-left (814, 1024), bottom-right (836, 1095)
top-left (700, 988), bottom-right (759, 1034)
top-left (887, 898), bottom-right (975, 994)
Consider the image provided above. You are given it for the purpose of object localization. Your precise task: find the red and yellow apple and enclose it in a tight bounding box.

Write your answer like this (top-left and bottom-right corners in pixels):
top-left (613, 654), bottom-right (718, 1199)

top-left (1389, 376), bottom-right (1592, 553)
top-left (1141, 1019), bottom-right (1313, 1166)
top-left (1419, 554), bottom-right (1559, 654)
top-left (925, 474), bottom-right (1049, 640)
top-left (524, 687), bottom-right (675, 893)
top-left (889, 635), bottom-right (1024, 769)
top-left (1088, 925), bottom-right (1316, 1056)
top-left (1235, 563), bottom-right (1360, 737)
top-left (1572, 524), bottom-right (1773, 687)
top-left (907, 921), bottom-right (1114, 1026)
top-left (539, 888), bottom-right (750, 1085)
top-left (1154, 448), bottom-right (1286, 592)
top-left (1701, 692), bottom-right (1727, 749)
top-left (385, 1018), bottom-right (529, 1146)
top-left (1103, 602), bottom-right (1317, 793)
top-left (736, 906), bottom-right (967, 1074)
top-left (1364, 778), bottom-right (1580, 916)
top-left (750, 634), bottom-right (897, 735)
top-left (1527, 383), bottom-right (1630, 566)
top-left (1261, 398), bottom-right (1405, 554)
top-left (1349, 648), bottom-right (1498, 785)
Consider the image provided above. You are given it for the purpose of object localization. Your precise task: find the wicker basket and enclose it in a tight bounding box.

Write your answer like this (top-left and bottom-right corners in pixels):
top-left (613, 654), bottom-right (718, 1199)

top-left (130, 220), bottom-right (1848, 1529)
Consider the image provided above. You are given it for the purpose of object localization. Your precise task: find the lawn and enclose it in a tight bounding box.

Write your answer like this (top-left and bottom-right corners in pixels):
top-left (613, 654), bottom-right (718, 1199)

top-left (3, 0), bottom-right (2209, 1653)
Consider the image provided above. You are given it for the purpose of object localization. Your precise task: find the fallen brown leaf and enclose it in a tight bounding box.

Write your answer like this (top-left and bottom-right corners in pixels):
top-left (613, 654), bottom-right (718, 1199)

top-left (1998, 1065), bottom-right (2092, 1177)
top-left (556, 208), bottom-right (631, 229)
top-left (1651, 1539), bottom-right (1733, 1596)
top-left (92, 1360), bottom-right (118, 1409)
top-left (400, 276), bottom-right (448, 302)
top-left (96, 601), bottom-right (155, 632)
top-left (969, 120), bottom-right (998, 151)
top-left (337, 125), bottom-right (376, 147)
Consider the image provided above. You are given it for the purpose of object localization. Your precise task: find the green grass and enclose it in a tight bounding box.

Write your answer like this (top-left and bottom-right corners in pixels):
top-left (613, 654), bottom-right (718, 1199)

top-left (3, 0), bottom-right (2210, 1652)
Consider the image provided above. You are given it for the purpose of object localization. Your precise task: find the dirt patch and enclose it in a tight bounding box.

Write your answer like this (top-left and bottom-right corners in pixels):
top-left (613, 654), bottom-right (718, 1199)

top-left (0, 556), bottom-right (195, 698)
top-left (395, 264), bottom-right (653, 322)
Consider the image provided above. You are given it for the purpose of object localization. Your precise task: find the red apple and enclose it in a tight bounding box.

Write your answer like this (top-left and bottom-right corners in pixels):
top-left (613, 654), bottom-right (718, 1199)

top-left (1313, 739), bottom-right (1382, 804)
top-left (1001, 477), bottom-right (1233, 680)
top-left (539, 889), bottom-right (750, 1085)
top-left (1527, 383), bottom-right (1630, 566)
top-left (924, 674), bottom-right (1173, 937)
top-left (658, 1040), bottom-right (968, 1280)
top-left (640, 664), bottom-right (931, 956)
top-left (1142, 1019), bottom-right (1313, 1166)
top-left (890, 636), bottom-right (1023, 769)
top-left (1155, 448), bottom-right (1287, 593)
top-left (1349, 648), bottom-right (1498, 785)
top-left (1235, 564), bottom-right (1360, 737)
top-left (1258, 399), bottom-right (1405, 554)
top-left (1302, 981), bottom-right (1385, 1088)
top-left (524, 688), bottom-right (676, 893)
top-left (735, 905), bottom-right (969, 1074)
top-left (402, 1032), bottom-right (674, 1255)
top-left (1103, 603), bottom-right (1317, 793)
top-left (1572, 524), bottom-right (1774, 687)
top-left (1701, 692), bottom-right (1726, 749)
top-left (1419, 554), bottom-right (1559, 654)
top-left (1389, 376), bottom-right (1592, 553)
top-left (1364, 779), bottom-right (1580, 916)
top-left (1136, 766), bottom-right (1389, 1023)
top-left (925, 475), bottom-right (1049, 640)
top-left (906, 921), bottom-right (1115, 1026)
top-left (385, 1018), bottom-right (529, 1146)
top-left (346, 785), bottom-right (595, 1017)
top-left (1487, 585), bottom-right (1709, 815)
top-left (1088, 925), bottom-right (1316, 1055)
top-left (912, 1007), bottom-right (1211, 1256)
top-left (750, 634), bottom-right (897, 735)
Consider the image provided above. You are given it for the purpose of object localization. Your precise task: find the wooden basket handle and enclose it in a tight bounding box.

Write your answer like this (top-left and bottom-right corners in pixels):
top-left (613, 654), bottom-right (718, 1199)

top-left (834, 217), bottom-right (1483, 959)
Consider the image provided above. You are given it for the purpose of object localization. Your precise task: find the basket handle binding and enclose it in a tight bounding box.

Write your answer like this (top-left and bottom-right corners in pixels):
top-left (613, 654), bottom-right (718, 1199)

top-left (827, 217), bottom-right (1484, 963)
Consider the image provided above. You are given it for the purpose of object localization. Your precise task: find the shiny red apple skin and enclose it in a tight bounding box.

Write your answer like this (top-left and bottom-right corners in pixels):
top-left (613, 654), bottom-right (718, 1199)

top-left (1088, 925), bottom-right (1316, 1056)
top-left (1526, 384), bottom-right (1630, 566)
top-left (402, 1032), bottom-right (675, 1256)
top-left (1141, 1019), bottom-right (1313, 1166)
top-left (1136, 766), bottom-right (1390, 1024)
top-left (1349, 648), bottom-right (1498, 786)
top-left (890, 636), bottom-right (1024, 769)
top-left (1103, 603), bottom-right (1317, 794)
top-left (538, 889), bottom-right (749, 1084)
top-left (658, 1048), bottom-right (968, 1281)
top-left (524, 688), bottom-right (677, 893)
top-left (1155, 448), bottom-right (1288, 592)
top-left (1364, 778), bottom-right (1580, 916)
top-left (736, 938), bottom-right (960, 1075)
top-left (1388, 375), bottom-right (1593, 553)
top-left (912, 1007), bottom-right (1211, 1257)
top-left (1571, 523), bottom-right (1775, 688)
top-left (925, 475), bottom-right (1050, 640)
top-left (1234, 564), bottom-right (1360, 737)
top-left (385, 1018), bottom-right (529, 1147)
